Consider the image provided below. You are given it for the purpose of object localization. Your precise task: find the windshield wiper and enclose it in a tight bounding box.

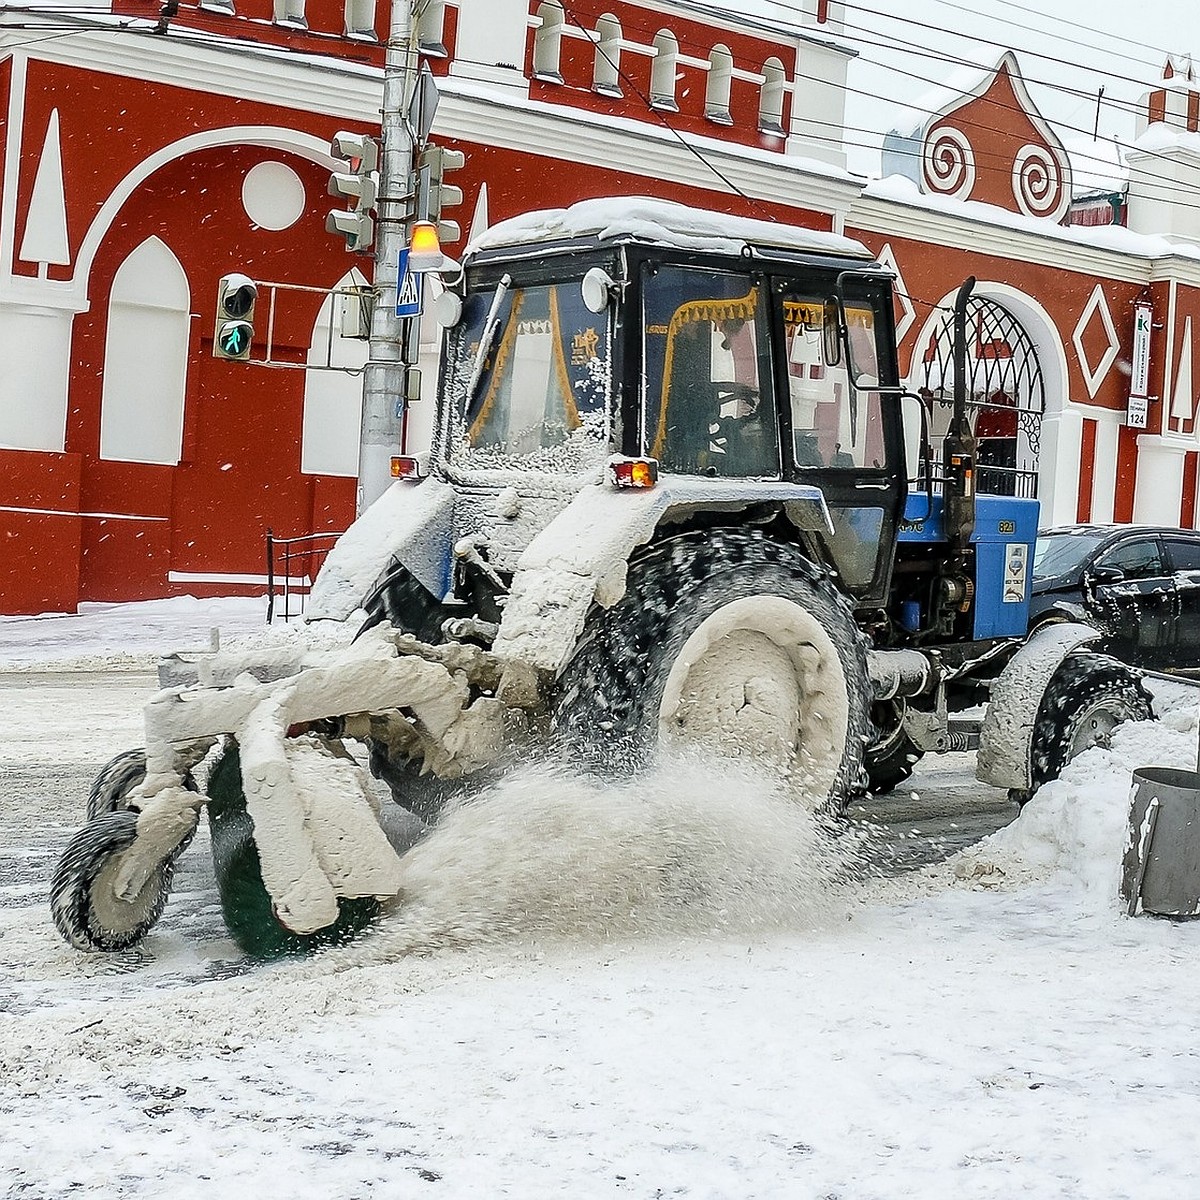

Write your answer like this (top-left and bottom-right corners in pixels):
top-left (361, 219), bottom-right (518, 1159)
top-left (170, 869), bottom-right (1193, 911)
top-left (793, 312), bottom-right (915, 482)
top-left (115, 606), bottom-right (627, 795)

top-left (464, 273), bottom-right (512, 408)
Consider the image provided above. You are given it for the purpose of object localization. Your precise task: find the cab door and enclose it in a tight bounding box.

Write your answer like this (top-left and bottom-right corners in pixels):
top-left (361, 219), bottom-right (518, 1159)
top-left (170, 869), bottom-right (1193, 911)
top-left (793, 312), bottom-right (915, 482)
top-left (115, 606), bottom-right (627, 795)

top-left (772, 278), bottom-right (905, 604)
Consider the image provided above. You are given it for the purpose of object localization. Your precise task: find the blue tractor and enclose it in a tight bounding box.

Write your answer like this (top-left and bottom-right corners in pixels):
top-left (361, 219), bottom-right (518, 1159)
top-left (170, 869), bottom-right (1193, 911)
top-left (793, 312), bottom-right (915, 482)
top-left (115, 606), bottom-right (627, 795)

top-left (51, 199), bottom-right (1128, 957)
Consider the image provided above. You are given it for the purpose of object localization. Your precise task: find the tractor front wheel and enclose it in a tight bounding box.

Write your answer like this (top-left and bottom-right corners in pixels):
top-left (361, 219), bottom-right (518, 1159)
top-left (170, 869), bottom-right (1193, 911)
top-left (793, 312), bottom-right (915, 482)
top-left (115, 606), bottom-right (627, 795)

top-left (1028, 652), bottom-right (1153, 794)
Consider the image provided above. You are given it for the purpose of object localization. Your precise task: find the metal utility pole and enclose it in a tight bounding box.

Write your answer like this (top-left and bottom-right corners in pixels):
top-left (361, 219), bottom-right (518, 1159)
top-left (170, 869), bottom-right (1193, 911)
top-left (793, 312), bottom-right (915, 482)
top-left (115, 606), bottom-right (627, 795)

top-left (358, 0), bottom-right (419, 515)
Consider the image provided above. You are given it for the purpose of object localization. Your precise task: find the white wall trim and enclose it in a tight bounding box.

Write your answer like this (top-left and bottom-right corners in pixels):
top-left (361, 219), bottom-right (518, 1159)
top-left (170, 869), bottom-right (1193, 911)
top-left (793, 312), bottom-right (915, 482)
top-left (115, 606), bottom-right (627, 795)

top-left (849, 192), bottom-right (1200, 288)
top-left (72, 126), bottom-right (334, 301)
top-left (1, 52), bottom-right (27, 286)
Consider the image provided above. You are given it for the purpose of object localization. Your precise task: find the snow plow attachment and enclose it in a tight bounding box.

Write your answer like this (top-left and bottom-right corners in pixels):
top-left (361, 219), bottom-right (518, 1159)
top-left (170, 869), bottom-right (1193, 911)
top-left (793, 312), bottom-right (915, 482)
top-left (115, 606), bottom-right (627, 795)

top-left (51, 629), bottom-right (529, 957)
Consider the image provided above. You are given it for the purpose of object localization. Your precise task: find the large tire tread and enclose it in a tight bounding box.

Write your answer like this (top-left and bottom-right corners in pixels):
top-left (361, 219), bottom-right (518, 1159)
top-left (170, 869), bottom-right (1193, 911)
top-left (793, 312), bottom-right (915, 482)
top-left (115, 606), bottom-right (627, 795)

top-left (553, 529), bottom-right (872, 814)
top-left (1029, 651), bottom-right (1153, 791)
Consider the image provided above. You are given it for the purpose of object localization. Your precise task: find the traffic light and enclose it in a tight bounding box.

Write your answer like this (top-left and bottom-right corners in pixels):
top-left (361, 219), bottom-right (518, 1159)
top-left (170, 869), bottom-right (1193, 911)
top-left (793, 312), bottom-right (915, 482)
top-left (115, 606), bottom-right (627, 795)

top-left (327, 130), bottom-right (379, 253)
top-left (213, 273), bottom-right (257, 361)
top-left (416, 143), bottom-right (465, 244)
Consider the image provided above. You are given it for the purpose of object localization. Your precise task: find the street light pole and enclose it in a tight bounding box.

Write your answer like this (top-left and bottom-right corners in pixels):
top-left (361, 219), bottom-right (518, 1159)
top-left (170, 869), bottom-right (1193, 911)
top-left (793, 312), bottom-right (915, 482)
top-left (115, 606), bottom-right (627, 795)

top-left (357, 0), bottom-right (419, 515)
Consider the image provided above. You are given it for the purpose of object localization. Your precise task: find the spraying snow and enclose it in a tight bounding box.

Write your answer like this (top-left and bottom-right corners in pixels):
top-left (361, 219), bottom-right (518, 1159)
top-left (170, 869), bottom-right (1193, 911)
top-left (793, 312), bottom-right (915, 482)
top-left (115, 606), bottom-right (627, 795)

top-left (366, 753), bottom-right (864, 957)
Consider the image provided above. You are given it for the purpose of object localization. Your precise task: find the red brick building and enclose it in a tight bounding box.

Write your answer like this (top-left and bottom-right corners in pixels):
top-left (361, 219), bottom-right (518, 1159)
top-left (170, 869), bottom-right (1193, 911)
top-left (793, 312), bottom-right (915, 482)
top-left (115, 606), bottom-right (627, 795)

top-left (2, 0), bottom-right (1198, 613)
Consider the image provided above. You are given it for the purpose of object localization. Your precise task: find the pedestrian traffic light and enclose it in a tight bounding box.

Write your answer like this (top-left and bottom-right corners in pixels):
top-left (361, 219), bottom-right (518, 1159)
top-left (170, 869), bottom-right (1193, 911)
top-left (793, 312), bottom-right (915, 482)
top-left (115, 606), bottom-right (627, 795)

top-left (327, 130), bottom-right (379, 253)
top-left (416, 143), bottom-right (465, 244)
top-left (213, 272), bottom-right (257, 361)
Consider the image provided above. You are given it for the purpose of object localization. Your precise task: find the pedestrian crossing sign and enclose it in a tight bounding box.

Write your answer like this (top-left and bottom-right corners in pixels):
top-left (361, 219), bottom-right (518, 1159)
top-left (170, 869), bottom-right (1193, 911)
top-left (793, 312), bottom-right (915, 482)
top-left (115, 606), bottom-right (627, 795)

top-left (395, 249), bottom-right (423, 318)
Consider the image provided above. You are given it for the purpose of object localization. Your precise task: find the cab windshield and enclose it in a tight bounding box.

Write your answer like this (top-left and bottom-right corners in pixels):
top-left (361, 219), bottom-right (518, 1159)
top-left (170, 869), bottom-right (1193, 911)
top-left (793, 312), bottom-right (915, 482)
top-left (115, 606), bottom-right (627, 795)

top-left (446, 280), bottom-right (610, 471)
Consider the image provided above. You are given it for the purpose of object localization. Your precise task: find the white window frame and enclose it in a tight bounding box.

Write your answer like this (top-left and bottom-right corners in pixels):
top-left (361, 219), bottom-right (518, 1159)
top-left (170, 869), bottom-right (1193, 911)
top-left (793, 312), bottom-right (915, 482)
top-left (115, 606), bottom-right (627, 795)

top-left (759, 57), bottom-right (786, 135)
top-left (344, 0), bottom-right (377, 40)
top-left (593, 14), bottom-right (623, 97)
top-left (417, 0), bottom-right (446, 55)
top-left (99, 237), bottom-right (191, 466)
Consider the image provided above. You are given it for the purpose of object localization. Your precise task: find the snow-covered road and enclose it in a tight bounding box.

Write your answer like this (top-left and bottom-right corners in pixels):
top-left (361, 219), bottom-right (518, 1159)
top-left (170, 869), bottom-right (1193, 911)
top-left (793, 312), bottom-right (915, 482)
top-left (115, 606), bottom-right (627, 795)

top-left (2, 600), bottom-right (1200, 1198)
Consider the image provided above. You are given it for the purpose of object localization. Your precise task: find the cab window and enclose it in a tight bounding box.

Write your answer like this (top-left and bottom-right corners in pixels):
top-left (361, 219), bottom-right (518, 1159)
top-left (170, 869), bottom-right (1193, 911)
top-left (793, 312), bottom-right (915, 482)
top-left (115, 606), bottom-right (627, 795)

top-left (780, 294), bottom-right (885, 471)
top-left (641, 265), bottom-right (779, 477)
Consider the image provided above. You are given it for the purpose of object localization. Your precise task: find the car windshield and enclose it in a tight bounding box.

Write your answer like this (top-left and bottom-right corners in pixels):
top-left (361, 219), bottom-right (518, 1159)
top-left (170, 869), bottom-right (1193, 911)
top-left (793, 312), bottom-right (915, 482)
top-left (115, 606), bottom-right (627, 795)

top-left (444, 279), bottom-right (609, 473)
top-left (1033, 531), bottom-right (1107, 580)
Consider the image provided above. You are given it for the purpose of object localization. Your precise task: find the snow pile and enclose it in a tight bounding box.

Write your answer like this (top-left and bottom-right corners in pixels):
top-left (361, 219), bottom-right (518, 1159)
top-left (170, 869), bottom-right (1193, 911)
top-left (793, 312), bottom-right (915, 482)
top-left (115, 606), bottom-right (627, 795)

top-left (0, 595), bottom-right (365, 673)
top-left (0, 596), bottom-right (270, 671)
top-left (365, 755), bottom-right (863, 956)
top-left (955, 706), bottom-right (1200, 899)
top-left (470, 196), bottom-right (871, 260)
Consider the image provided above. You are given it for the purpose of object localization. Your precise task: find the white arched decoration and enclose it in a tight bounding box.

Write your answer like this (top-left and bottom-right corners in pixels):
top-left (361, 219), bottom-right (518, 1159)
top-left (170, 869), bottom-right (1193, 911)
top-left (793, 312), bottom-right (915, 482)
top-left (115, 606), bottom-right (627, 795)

top-left (759, 57), bottom-right (786, 134)
top-left (99, 236), bottom-right (191, 464)
top-left (416, 0), bottom-right (445, 52)
top-left (532, 1), bottom-right (565, 80)
top-left (593, 14), bottom-right (622, 96)
top-left (650, 30), bottom-right (679, 110)
top-left (301, 268), bottom-right (370, 477)
top-left (73, 127), bottom-right (336, 302)
top-left (705, 45), bottom-right (734, 124)
top-left (344, 0), bottom-right (377, 38)
top-left (906, 280), bottom-right (1077, 527)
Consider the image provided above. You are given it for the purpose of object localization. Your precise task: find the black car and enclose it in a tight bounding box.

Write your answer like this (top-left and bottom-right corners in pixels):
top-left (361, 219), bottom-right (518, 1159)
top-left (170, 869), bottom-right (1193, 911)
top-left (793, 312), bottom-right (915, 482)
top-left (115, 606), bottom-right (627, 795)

top-left (1031, 524), bottom-right (1200, 671)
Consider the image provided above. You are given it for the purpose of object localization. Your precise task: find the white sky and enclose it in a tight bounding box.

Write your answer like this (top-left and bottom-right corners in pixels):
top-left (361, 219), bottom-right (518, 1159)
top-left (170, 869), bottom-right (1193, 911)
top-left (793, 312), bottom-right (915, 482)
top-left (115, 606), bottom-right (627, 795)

top-left (727, 0), bottom-right (1200, 175)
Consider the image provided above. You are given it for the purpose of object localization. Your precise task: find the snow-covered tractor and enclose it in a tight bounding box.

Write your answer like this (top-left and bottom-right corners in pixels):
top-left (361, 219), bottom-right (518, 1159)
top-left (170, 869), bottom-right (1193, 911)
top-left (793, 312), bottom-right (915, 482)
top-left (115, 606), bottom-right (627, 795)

top-left (50, 197), bottom-right (1143, 957)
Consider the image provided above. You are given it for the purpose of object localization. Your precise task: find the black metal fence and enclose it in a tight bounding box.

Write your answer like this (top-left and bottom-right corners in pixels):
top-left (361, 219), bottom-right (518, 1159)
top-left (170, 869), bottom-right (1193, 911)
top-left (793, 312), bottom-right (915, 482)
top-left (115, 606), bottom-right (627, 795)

top-left (265, 529), bottom-right (345, 623)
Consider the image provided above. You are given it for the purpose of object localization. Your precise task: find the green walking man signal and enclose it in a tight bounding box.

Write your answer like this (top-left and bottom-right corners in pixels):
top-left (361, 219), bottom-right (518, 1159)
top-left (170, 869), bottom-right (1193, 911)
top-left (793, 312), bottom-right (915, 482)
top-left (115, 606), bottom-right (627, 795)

top-left (213, 273), bottom-right (258, 361)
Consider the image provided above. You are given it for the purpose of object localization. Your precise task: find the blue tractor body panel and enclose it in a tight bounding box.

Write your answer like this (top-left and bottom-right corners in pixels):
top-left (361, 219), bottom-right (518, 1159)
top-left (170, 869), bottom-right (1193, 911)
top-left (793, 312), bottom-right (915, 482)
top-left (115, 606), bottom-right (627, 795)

top-left (898, 493), bottom-right (1040, 639)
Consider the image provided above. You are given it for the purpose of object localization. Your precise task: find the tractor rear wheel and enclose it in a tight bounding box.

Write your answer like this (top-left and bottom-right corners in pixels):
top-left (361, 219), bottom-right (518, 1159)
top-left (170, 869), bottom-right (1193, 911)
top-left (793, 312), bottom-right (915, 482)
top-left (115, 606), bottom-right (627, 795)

top-left (553, 530), bottom-right (871, 816)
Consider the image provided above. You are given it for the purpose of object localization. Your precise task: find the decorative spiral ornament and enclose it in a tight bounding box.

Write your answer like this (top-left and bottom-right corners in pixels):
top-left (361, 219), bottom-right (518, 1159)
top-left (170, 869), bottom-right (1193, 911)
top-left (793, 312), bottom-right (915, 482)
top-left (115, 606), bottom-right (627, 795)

top-left (922, 125), bottom-right (976, 200)
top-left (1012, 143), bottom-right (1067, 220)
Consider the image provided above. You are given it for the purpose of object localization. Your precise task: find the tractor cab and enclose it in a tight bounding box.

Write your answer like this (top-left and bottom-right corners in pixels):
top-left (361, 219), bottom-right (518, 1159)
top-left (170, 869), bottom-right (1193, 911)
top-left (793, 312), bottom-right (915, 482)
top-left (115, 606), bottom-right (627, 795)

top-left (425, 198), bottom-right (908, 612)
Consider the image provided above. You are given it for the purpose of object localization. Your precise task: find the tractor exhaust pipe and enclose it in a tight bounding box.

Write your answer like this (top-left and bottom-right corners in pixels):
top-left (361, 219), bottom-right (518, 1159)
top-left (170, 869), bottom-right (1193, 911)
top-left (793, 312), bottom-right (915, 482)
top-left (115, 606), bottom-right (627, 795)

top-left (943, 277), bottom-right (977, 551)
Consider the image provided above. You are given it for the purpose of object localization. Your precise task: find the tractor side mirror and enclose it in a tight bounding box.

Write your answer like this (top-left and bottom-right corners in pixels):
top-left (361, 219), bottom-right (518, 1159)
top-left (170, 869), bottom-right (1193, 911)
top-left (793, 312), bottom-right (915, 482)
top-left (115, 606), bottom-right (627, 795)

top-left (582, 267), bottom-right (616, 314)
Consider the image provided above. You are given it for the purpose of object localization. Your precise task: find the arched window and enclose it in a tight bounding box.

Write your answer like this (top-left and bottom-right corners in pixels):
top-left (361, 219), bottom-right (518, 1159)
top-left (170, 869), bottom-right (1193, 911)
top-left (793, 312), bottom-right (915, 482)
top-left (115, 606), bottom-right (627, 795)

top-left (301, 269), bottom-right (370, 477)
top-left (99, 237), bottom-right (190, 465)
top-left (759, 57), bottom-right (786, 134)
top-left (273, 0), bottom-right (306, 28)
top-left (533, 1), bottom-right (564, 81)
top-left (706, 45), bottom-right (733, 124)
top-left (650, 30), bottom-right (679, 110)
top-left (344, 0), bottom-right (376, 39)
top-left (417, 0), bottom-right (446, 55)
top-left (593, 14), bottom-right (622, 96)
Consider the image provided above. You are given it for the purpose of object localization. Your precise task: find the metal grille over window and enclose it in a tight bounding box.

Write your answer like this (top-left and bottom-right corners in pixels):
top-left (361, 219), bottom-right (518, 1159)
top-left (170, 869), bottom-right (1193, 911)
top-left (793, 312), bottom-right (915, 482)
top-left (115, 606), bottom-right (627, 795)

top-left (916, 296), bottom-right (1045, 498)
